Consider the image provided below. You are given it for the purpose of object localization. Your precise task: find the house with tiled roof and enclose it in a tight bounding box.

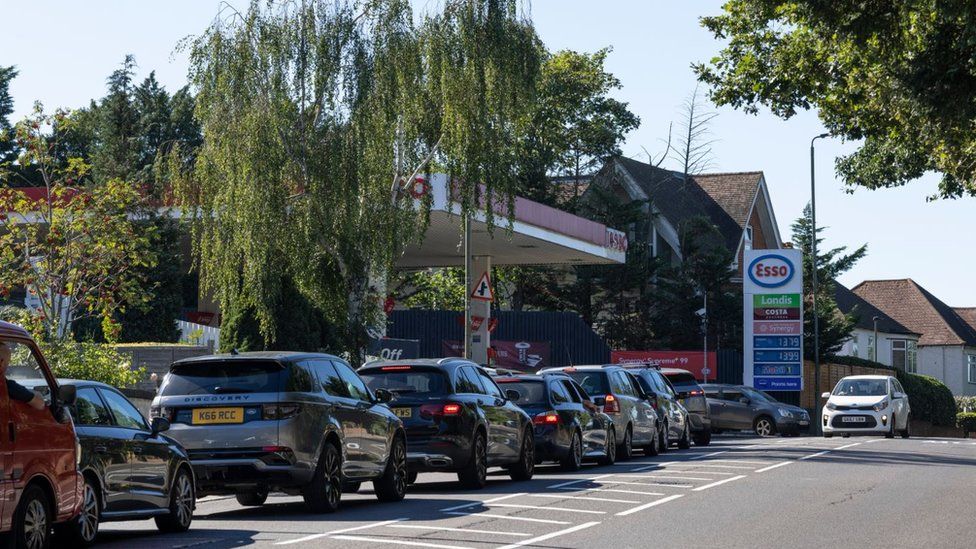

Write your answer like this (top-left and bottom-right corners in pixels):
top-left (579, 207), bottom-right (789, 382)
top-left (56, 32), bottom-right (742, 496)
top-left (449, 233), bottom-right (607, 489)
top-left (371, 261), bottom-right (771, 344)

top-left (586, 156), bottom-right (782, 279)
top-left (833, 283), bottom-right (921, 369)
top-left (853, 279), bottom-right (976, 396)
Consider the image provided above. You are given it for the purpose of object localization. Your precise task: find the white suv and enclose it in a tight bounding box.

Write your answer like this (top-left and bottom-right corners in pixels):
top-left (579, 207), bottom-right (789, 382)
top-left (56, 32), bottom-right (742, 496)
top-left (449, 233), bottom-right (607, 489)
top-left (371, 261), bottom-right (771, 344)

top-left (821, 375), bottom-right (910, 438)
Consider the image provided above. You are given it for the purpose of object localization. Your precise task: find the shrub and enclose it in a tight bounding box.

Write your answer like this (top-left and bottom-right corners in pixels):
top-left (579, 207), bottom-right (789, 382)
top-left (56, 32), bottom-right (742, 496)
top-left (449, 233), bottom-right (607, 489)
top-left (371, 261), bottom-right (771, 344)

top-left (958, 412), bottom-right (976, 435)
top-left (956, 396), bottom-right (976, 413)
top-left (42, 341), bottom-right (145, 389)
top-left (896, 371), bottom-right (957, 426)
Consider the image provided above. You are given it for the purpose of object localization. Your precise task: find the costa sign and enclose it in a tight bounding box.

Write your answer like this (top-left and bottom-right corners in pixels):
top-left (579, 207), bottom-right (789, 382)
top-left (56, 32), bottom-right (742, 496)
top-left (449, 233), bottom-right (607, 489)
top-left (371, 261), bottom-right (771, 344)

top-left (747, 253), bottom-right (796, 288)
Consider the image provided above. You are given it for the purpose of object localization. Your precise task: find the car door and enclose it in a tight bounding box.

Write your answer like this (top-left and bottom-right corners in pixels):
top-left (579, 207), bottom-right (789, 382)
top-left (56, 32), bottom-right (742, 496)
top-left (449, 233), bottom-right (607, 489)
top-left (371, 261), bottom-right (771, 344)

top-left (333, 360), bottom-right (389, 476)
top-left (69, 386), bottom-right (134, 513)
top-left (560, 379), bottom-right (604, 455)
top-left (474, 368), bottom-right (521, 464)
top-left (649, 371), bottom-right (683, 440)
top-left (890, 379), bottom-right (908, 429)
top-left (720, 389), bottom-right (753, 429)
top-left (99, 387), bottom-right (170, 510)
top-left (704, 388), bottom-right (730, 429)
top-left (620, 371), bottom-right (656, 446)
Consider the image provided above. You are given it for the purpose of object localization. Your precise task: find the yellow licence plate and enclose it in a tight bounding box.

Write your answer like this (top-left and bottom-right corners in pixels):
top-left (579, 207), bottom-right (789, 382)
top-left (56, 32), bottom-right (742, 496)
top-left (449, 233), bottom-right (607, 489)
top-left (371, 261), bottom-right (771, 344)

top-left (192, 407), bottom-right (245, 425)
top-left (392, 407), bottom-right (413, 419)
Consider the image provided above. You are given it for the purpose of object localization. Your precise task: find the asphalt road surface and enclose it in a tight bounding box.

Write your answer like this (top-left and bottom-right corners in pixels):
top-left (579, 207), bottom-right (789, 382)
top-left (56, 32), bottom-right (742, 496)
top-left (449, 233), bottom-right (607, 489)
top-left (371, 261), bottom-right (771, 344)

top-left (93, 435), bottom-right (976, 549)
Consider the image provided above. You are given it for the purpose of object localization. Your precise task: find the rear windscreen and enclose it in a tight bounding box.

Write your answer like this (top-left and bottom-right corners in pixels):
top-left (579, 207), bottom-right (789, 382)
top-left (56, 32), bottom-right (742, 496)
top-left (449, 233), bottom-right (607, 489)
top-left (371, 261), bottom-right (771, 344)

top-left (160, 361), bottom-right (285, 396)
top-left (663, 372), bottom-right (700, 392)
top-left (495, 380), bottom-right (546, 406)
top-left (564, 371), bottom-right (609, 396)
top-left (360, 368), bottom-right (450, 397)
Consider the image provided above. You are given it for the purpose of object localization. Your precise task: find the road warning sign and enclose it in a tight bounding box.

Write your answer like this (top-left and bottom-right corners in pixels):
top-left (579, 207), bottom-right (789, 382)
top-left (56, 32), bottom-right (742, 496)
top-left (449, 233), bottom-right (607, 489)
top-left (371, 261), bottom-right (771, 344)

top-left (470, 271), bottom-right (494, 302)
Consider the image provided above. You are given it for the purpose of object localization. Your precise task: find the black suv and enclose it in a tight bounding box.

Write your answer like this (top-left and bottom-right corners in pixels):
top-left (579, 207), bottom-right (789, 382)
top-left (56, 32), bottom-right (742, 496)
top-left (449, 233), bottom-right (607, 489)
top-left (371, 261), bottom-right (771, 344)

top-left (152, 352), bottom-right (408, 513)
top-left (358, 359), bottom-right (535, 489)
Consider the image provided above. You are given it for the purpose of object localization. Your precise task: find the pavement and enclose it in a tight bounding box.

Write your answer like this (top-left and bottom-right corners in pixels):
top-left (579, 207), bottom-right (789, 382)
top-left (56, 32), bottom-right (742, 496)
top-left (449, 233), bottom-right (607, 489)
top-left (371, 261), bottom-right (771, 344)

top-left (93, 435), bottom-right (976, 549)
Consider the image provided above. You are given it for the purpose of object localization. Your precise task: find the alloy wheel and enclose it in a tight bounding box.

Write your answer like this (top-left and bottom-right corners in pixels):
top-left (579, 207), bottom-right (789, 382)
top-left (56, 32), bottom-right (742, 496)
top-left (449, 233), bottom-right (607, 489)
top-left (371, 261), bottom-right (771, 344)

top-left (393, 438), bottom-right (407, 497)
top-left (324, 447), bottom-right (342, 506)
top-left (475, 436), bottom-right (487, 485)
top-left (756, 418), bottom-right (773, 437)
top-left (174, 473), bottom-right (194, 527)
top-left (78, 481), bottom-right (99, 542)
top-left (572, 433), bottom-right (582, 468)
top-left (24, 498), bottom-right (48, 549)
top-left (606, 430), bottom-right (616, 462)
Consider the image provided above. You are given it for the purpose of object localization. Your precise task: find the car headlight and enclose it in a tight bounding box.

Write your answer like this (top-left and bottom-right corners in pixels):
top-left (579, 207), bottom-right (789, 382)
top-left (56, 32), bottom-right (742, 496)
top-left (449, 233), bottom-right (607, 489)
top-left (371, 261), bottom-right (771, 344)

top-left (777, 407), bottom-right (793, 418)
top-left (872, 399), bottom-right (889, 412)
top-left (825, 402), bottom-right (837, 411)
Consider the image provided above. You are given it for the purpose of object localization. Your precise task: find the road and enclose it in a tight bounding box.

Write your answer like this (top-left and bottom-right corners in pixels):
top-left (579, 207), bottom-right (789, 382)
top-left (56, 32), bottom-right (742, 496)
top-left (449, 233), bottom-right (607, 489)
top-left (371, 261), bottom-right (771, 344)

top-left (94, 435), bottom-right (976, 549)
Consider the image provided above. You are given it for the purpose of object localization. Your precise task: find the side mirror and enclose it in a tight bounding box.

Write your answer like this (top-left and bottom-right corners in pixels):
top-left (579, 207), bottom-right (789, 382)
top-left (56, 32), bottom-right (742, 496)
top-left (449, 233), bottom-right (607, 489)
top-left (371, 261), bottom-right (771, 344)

top-left (893, 392), bottom-right (905, 400)
top-left (374, 388), bottom-right (394, 404)
top-left (57, 385), bottom-right (77, 406)
top-left (821, 392), bottom-right (831, 399)
top-left (150, 417), bottom-right (171, 436)
top-left (738, 397), bottom-right (750, 405)
top-left (504, 389), bottom-right (521, 402)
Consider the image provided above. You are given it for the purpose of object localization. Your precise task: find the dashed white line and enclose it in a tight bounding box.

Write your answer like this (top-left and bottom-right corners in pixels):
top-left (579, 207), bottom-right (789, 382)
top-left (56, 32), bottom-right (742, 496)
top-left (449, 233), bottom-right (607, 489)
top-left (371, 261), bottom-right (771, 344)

top-left (495, 521), bottom-right (601, 549)
top-left (547, 474), bottom-right (615, 489)
top-left (275, 519), bottom-right (407, 545)
top-left (692, 474), bottom-right (747, 491)
top-left (484, 503), bottom-right (606, 515)
top-left (754, 461), bottom-right (792, 473)
top-left (689, 450), bottom-right (729, 460)
top-left (331, 535), bottom-right (474, 549)
top-left (439, 493), bottom-right (527, 512)
top-left (689, 458), bottom-right (770, 465)
top-left (834, 442), bottom-right (862, 450)
top-left (799, 450), bottom-right (831, 461)
top-left (528, 494), bottom-right (641, 504)
top-left (671, 463), bottom-right (756, 469)
top-left (444, 512), bottom-right (571, 525)
top-left (615, 494), bottom-right (685, 516)
top-left (388, 525), bottom-right (529, 537)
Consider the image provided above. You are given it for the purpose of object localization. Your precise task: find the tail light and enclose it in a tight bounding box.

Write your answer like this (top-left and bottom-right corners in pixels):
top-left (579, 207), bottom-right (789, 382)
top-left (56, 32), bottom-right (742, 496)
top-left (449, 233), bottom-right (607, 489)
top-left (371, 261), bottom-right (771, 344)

top-left (533, 411), bottom-right (560, 425)
top-left (604, 394), bottom-right (621, 414)
top-left (263, 403), bottom-right (301, 420)
top-left (689, 389), bottom-right (704, 397)
top-left (420, 403), bottom-right (462, 419)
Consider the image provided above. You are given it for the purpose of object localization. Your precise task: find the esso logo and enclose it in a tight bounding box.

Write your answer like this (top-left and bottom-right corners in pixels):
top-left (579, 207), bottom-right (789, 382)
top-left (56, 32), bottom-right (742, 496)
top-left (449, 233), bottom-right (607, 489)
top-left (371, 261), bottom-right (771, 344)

top-left (748, 254), bottom-right (795, 288)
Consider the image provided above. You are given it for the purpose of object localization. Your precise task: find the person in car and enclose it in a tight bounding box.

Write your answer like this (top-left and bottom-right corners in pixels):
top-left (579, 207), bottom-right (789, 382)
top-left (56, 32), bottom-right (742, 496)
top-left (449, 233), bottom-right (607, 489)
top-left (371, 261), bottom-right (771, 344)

top-left (0, 342), bottom-right (45, 410)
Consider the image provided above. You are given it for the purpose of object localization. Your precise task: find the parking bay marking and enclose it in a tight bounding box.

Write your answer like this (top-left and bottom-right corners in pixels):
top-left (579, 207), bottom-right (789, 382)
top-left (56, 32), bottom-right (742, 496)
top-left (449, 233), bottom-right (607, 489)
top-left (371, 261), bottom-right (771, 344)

top-left (798, 450), bottom-right (831, 461)
top-left (691, 475), bottom-right (747, 492)
top-left (547, 474), bottom-right (615, 489)
top-left (834, 442), bottom-right (862, 451)
top-left (528, 493), bottom-right (641, 504)
top-left (558, 487), bottom-right (666, 496)
top-left (444, 512), bottom-right (572, 525)
top-left (331, 535), bottom-right (475, 549)
top-left (440, 493), bottom-right (527, 513)
top-left (612, 474), bottom-right (714, 482)
top-left (495, 521), bottom-right (601, 549)
top-left (275, 518), bottom-right (407, 545)
top-left (481, 503), bottom-right (606, 515)
top-left (388, 525), bottom-right (530, 537)
top-left (690, 450), bottom-right (728, 460)
top-left (754, 461), bottom-right (792, 473)
top-left (615, 494), bottom-right (685, 517)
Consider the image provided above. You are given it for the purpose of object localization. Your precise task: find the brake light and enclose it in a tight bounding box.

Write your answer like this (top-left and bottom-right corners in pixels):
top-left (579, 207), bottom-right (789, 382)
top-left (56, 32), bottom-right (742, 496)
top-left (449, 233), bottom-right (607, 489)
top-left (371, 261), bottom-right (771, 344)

top-left (263, 403), bottom-right (301, 420)
top-left (604, 394), bottom-right (621, 414)
top-left (533, 411), bottom-right (560, 425)
top-left (443, 403), bottom-right (461, 415)
top-left (381, 366), bottom-right (412, 371)
top-left (420, 403), bottom-right (462, 418)
top-left (261, 445), bottom-right (292, 453)
top-left (689, 389), bottom-right (703, 396)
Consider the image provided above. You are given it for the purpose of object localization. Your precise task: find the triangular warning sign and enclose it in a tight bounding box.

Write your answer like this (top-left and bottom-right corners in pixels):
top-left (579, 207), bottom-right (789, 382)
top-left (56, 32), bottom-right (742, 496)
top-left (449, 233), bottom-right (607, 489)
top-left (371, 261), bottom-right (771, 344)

top-left (470, 271), bottom-right (494, 302)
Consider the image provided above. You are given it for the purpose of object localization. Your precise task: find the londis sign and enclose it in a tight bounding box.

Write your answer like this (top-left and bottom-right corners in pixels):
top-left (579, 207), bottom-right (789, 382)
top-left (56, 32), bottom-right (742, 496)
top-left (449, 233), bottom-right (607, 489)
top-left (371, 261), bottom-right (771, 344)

top-left (747, 253), bottom-right (796, 288)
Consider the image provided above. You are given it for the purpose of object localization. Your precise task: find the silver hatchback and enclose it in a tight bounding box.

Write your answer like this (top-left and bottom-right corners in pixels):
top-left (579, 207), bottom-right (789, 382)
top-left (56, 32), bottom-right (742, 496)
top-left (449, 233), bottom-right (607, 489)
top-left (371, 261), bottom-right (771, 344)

top-left (151, 351), bottom-right (407, 513)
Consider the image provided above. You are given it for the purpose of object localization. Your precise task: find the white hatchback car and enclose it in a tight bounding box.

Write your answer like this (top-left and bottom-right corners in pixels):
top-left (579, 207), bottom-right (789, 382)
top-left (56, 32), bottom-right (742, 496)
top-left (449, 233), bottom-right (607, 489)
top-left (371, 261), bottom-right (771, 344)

top-left (821, 375), bottom-right (910, 438)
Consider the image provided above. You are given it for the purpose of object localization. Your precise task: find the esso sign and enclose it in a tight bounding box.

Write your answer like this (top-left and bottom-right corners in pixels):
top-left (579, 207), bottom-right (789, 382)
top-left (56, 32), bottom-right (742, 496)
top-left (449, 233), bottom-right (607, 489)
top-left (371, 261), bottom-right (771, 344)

top-left (748, 254), bottom-right (795, 288)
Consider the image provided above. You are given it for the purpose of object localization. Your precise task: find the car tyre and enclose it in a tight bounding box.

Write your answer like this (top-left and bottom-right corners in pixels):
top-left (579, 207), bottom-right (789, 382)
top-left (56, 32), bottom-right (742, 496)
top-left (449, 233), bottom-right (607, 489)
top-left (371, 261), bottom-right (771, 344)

top-left (155, 467), bottom-right (195, 533)
top-left (644, 424), bottom-right (661, 456)
top-left (660, 422), bottom-right (670, 452)
top-left (754, 416), bottom-right (776, 437)
top-left (560, 431), bottom-right (583, 471)
top-left (458, 432), bottom-right (488, 489)
top-left (55, 475), bottom-right (99, 546)
top-left (677, 423), bottom-right (691, 450)
top-left (14, 485), bottom-right (52, 549)
top-left (901, 416), bottom-right (911, 439)
top-left (303, 442), bottom-right (342, 513)
top-left (617, 425), bottom-right (634, 461)
top-left (885, 415), bottom-right (896, 439)
top-left (374, 434), bottom-right (408, 502)
top-left (693, 430), bottom-right (711, 446)
top-left (341, 482), bottom-right (361, 494)
top-left (509, 431), bottom-right (535, 481)
top-left (598, 428), bottom-right (617, 466)
top-left (823, 433), bottom-right (833, 438)
top-left (235, 488), bottom-right (268, 506)
top-left (407, 471), bottom-right (419, 485)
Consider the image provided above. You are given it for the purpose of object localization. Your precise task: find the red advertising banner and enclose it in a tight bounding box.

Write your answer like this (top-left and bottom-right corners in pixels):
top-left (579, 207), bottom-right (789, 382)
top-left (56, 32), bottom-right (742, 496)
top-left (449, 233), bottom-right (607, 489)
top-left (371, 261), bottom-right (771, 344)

top-left (610, 350), bottom-right (718, 382)
top-left (442, 340), bottom-right (551, 371)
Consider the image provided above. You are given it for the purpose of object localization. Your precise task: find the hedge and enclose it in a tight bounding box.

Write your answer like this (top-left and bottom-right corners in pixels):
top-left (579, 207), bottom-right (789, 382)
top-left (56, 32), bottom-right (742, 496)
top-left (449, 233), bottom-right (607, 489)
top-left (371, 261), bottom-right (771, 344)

top-left (825, 354), bottom-right (896, 371)
top-left (958, 412), bottom-right (976, 435)
top-left (895, 371), bottom-right (957, 426)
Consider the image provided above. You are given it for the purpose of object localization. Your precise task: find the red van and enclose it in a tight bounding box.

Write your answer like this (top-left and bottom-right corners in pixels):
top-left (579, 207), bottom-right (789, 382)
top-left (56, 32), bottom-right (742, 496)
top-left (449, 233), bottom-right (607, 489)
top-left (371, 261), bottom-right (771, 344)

top-left (0, 321), bottom-right (83, 549)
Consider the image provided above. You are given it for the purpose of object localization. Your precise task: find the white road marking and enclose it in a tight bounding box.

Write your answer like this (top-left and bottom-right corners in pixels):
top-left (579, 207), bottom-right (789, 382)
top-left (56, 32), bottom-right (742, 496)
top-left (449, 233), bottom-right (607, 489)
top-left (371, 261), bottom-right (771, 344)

top-left (613, 474), bottom-right (714, 481)
top-left (834, 442), bottom-right (862, 450)
top-left (754, 461), bottom-right (792, 473)
top-left (439, 493), bottom-right (527, 512)
top-left (528, 493), bottom-right (641, 504)
top-left (689, 450), bottom-right (728, 460)
top-left (689, 458), bottom-right (771, 465)
top-left (547, 474), bottom-right (615, 489)
top-left (799, 450), bottom-right (831, 461)
top-left (692, 474), bottom-right (747, 491)
top-left (495, 521), bottom-right (601, 549)
top-left (484, 503), bottom-right (606, 515)
top-left (275, 519), bottom-right (407, 545)
top-left (669, 463), bottom-right (756, 469)
top-left (444, 512), bottom-right (571, 525)
top-left (331, 535), bottom-right (474, 549)
top-left (561, 487), bottom-right (666, 496)
top-left (603, 480), bottom-right (694, 488)
top-left (388, 525), bottom-right (529, 537)
top-left (615, 494), bottom-right (685, 516)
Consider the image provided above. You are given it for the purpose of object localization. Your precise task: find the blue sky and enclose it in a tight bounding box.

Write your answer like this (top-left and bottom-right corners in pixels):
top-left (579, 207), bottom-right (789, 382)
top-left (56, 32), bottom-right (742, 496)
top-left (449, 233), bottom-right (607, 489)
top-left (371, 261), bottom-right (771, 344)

top-left (5, 1), bottom-right (973, 306)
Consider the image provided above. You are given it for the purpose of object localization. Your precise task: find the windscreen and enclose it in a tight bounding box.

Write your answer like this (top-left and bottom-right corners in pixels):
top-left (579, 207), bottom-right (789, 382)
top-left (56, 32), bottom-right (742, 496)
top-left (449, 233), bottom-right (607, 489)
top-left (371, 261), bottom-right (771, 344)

top-left (160, 360), bottom-right (284, 396)
top-left (741, 387), bottom-right (772, 403)
top-left (664, 372), bottom-right (700, 392)
top-left (495, 380), bottom-right (546, 406)
top-left (832, 379), bottom-right (888, 397)
top-left (360, 367), bottom-right (450, 397)
top-left (564, 371), bottom-right (609, 396)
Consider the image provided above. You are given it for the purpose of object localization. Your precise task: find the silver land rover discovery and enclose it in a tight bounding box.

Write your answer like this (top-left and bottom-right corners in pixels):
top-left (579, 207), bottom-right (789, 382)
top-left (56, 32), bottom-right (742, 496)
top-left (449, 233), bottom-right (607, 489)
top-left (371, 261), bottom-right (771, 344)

top-left (150, 351), bottom-right (407, 513)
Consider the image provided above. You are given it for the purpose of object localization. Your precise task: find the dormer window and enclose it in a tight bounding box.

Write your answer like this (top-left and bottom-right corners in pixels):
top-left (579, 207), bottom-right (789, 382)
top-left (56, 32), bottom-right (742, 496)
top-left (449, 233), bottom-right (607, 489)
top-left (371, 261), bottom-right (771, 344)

top-left (745, 225), bottom-right (754, 242)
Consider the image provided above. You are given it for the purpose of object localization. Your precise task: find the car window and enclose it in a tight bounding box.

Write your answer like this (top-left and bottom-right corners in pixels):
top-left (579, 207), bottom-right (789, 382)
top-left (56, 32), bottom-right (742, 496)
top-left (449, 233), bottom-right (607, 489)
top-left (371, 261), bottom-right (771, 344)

top-left (568, 380), bottom-right (592, 401)
top-left (549, 381), bottom-right (571, 404)
top-left (626, 373), bottom-right (649, 398)
top-left (722, 390), bottom-right (744, 403)
top-left (893, 379), bottom-right (905, 394)
top-left (494, 380), bottom-right (545, 406)
top-left (740, 387), bottom-right (771, 403)
top-left (704, 389), bottom-right (720, 399)
top-left (2, 341), bottom-right (54, 394)
top-left (100, 389), bottom-right (149, 430)
top-left (455, 367), bottom-right (484, 394)
top-left (832, 379), bottom-right (888, 396)
top-left (360, 366), bottom-right (450, 397)
top-left (560, 379), bottom-right (583, 403)
top-left (659, 374), bottom-right (678, 396)
top-left (613, 371), bottom-right (637, 397)
top-left (161, 360), bottom-right (284, 396)
top-left (72, 387), bottom-right (112, 426)
top-left (308, 360), bottom-right (348, 398)
top-left (477, 369), bottom-right (505, 399)
top-left (566, 371), bottom-right (609, 397)
top-left (286, 362), bottom-right (316, 392)
top-left (333, 361), bottom-right (372, 402)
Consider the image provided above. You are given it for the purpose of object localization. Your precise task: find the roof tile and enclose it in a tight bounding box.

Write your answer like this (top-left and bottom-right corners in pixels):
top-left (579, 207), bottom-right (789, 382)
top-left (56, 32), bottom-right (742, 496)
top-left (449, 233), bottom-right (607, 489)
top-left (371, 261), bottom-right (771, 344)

top-left (852, 279), bottom-right (976, 346)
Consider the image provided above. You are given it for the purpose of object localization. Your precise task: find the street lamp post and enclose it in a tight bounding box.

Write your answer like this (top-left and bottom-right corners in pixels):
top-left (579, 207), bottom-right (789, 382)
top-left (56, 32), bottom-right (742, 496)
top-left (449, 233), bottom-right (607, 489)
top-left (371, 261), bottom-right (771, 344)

top-left (810, 132), bottom-right (829, 433)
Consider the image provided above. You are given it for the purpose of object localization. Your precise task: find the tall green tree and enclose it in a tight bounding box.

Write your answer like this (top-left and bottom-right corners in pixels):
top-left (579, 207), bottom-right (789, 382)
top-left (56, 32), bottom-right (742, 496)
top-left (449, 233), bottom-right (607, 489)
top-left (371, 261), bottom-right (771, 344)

top-left (0, 66), bottom-right (17, 167)
top-left (180, 0), bottom-right (542, 356)
top-left (696, 0), bottom-right (976, 198)
top-left (791, 204), bottom-right (867, 358)
top-left (94, 55), bottom-right (141, 182)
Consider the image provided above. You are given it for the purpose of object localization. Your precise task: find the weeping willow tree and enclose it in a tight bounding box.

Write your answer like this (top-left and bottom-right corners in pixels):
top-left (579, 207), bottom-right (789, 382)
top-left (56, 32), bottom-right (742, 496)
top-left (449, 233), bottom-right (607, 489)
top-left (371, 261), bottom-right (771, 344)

top-left (178, 0), bottom-right (541, 355)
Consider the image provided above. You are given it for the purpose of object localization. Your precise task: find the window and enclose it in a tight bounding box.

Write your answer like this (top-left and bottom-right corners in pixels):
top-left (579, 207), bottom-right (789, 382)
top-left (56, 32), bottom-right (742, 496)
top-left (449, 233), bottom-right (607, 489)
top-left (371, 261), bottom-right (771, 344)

top-left (286, 363), bottom-right (316, 392)
top-left (907, 341), bottom-right (918, 374)
top-left (745, 225), bottom-right (754, 242)
top-left (333, 361), bottom-right (371, 402)
top-left (360, 367), bottom-right (449, 397)
top-left (892, 340), bottom-right (907, 371)
top-left (608, 371), bottom-right (633, 396)
top-left (568, 380), bottom-right (592, 402)
top-left (722, 390), bottom-right (744, 403)
top-left (968, 355), bottom-right (976, 384)
top-left (100, 389), bottom-right (149, 430)
top-left (560, 380), bottom-right (583, 403)
top-left (852, 336), bottom-right (860, 358)
top-left (893, 379), bottom-right (906, 395)
top-left (455, 368), bottom-right (484, 394)
top-left (549, 381), bottom-right (571, 404)
top-left (72, 387), bottom-right (112, 426)
top-left (477, 370), bottom-right (504, 399)
top-left (309, 360), bottom-right (347, 398)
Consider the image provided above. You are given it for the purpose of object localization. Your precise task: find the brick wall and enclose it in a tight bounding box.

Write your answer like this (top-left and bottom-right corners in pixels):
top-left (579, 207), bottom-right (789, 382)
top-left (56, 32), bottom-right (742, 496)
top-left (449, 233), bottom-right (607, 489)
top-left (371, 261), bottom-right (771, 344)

top-left (115, 345), bottom-right (212, 394)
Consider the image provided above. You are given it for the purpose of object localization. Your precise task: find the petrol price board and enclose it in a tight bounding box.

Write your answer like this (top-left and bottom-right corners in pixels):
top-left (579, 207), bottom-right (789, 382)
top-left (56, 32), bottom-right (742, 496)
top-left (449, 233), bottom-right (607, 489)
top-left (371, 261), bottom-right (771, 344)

top-left (743, 249), bottom-right (804, 391)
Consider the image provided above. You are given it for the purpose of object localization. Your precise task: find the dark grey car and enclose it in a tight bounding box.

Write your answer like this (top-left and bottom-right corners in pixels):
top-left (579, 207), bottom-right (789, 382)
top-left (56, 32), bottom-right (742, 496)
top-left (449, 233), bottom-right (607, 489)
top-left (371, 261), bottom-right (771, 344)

top-left (702, 384), bottom-right (811, 436)
top-left (621, 366), bottom-right (692, 450)
top-left (150, 352), bottom-right (408, 513)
